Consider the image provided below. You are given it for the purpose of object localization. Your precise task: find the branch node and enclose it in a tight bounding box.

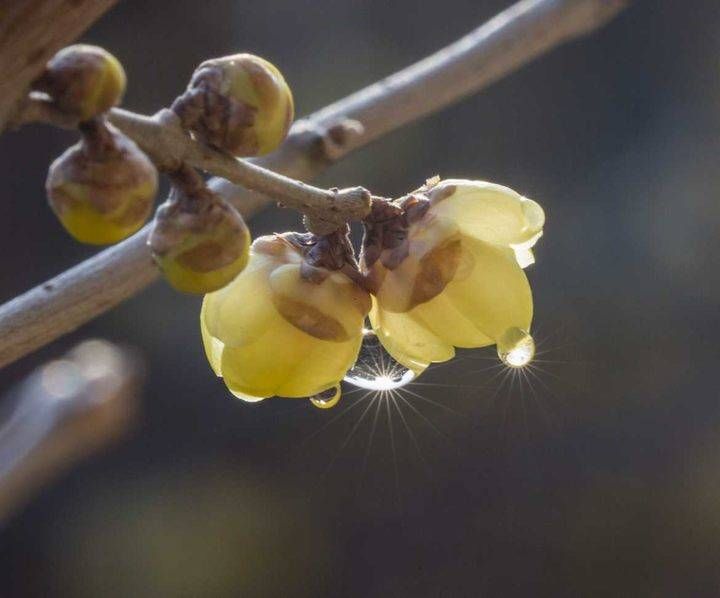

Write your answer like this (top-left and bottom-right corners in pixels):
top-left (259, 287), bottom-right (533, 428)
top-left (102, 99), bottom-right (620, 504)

top-left (290, 118), bottom-right (365, 164)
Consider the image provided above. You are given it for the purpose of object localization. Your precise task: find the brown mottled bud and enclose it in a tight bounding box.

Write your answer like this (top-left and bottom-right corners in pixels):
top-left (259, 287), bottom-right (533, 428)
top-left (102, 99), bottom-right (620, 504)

top-left (46, 121), bottom-right (158, 245)
top-left (149, 183), bottom-right (251, 294)
top-left (171, 53), bottom-right (294, 156)
top-left (33, 45), bottom-right (126, 121)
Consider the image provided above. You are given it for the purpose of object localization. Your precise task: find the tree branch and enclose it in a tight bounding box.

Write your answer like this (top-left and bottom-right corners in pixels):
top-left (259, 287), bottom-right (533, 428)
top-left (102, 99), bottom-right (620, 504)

top-left (13, 99), bottom-right (373, 225)
top-left (0, 0), bottom-right (632, 369)
top-left (0, 340), bottom-right (140, 522)
top-left (0, 0), bottom-right (119, 129)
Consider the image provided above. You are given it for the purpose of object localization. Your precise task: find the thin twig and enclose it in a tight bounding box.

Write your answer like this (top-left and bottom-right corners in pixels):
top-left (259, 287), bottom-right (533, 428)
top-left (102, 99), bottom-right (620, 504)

top-left (14, 98), bottom-right (373, 225)
top-left (0, 0), bottom-right (632, 370)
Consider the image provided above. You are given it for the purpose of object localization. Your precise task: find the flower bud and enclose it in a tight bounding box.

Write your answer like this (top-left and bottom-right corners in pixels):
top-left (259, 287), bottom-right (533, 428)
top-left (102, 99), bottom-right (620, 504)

top-left (46, 122), bottom-right (158, 245)
top-left (149, 186), bottom-right (251, 294)
top-left (33, 45), bottom-right (126, 121)
top-left (363, 179), bottom-right (545, 375)
top-left (201, 231), bottom-right (370, 401)
top-left (172, 53), bottom-right (294, 156)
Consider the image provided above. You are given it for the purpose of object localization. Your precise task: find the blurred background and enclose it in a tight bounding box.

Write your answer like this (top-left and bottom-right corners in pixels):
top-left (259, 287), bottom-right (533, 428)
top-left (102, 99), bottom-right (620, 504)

top-left (1, 0), bottom-right (719, 595)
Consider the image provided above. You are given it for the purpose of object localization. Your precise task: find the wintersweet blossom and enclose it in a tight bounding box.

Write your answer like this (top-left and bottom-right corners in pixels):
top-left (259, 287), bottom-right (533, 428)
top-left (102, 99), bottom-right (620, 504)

top-left (201, 232), bottom-right (371, 401)
top-left (363, 179), bottom-right (545, 375)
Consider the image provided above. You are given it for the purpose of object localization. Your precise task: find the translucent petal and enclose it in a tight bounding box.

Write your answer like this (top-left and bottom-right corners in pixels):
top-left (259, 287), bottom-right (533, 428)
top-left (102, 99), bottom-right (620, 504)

top-left (428, 179), bottom-right (544, 248)
top-left (373, 256), bottom-right (420, 313)
top-left (373, 216), bottom-right (459, 313)
top-left (201, 236), bottom-right (370, 400)
top-left (269, 263), bottom-right (368, 340)
top-left (202, 257), bottom-right (276, 347)
top-left (412, 290), bottom-right (494, 348)
top-left (370, 299), bottom-right (454, 374)
top-left (199, 302), bottom-right (223, 376)
top-left (275, 334), bottom-right (362, 397)
top-left (441, 236), bottom-right (533, 342)
top-left (219, 313), bottom-right (309, 398)
top-left (218, 307), bottom-right (362, 399)
top-left (511, 231), bottom-right (542, 269)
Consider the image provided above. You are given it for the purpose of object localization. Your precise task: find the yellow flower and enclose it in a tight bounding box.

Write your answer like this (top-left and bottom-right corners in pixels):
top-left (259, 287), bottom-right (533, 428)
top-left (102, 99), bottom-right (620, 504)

top-left (201, 233), bottom-right (371, 401)
top-left (363, 179), bottom-right (544, 375)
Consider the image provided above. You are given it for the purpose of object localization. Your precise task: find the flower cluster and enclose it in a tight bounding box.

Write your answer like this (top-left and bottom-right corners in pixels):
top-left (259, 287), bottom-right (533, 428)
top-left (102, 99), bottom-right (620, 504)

top-left (200, 179), bottom-right (545, 404)
top-left (39, 46), bottom-right (158, 245)
top-left (37, 46), bottom-right (292, 294)
top-left (33, 46), bottom-right (546, 409)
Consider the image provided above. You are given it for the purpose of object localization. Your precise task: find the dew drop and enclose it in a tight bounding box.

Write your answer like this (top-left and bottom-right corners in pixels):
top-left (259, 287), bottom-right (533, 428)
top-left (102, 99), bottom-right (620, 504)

top-left (229, 389), bottom-right (266, 403)
top-left (343, 329), bottom-right (416, 391)
top-left (497, 327), bottom-right (535, 368)
top-left (310, 384), bottom-right (341, 409)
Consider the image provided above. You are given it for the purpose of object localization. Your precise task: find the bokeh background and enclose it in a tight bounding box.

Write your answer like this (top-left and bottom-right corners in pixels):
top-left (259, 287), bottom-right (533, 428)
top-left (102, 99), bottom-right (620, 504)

top-left (1, 0), bottom-right (719, 595)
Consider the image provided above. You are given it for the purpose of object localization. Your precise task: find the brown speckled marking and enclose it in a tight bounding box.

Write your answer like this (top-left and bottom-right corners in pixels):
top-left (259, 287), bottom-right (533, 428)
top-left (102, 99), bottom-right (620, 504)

top-left (409, 238), bottom-right (462, 308)
top-left (273, 296), bottom-right (348, 342)
top-left (171, 63), bottom-right (259, 156)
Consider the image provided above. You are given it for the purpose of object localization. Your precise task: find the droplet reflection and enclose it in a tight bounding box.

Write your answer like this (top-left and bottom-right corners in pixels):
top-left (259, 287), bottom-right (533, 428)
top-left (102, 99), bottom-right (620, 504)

top-left (343, 329), bottom-right (416, 391)
top-left (310, 384), bottom-right (341, 409)
top-left (496, 327), bottom-right (535, 368)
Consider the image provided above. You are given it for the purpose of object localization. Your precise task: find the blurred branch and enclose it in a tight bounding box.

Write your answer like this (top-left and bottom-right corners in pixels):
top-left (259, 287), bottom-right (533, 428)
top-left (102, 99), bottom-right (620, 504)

top-left (0, 0), bottom-right (632, 370)
top-left (0, 340), bottom-right (141, 522)
top-left (0, 0), bottom-right (118, 129)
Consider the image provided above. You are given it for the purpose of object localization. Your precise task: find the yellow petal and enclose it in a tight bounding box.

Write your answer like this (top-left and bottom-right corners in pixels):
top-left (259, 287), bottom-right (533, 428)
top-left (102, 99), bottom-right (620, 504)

top-left (202, 255), bottom-right (277, 347)
top-left (441, 236), bottom-right (533, 342)
top-left (200, 301), bottom-right (223, 376)
top-left (201, 235), bottom-right (369, 400)
top-left (269, 264), bottom-right (368, 341)
top-left (428, 179), bottom-right (544, 248)
top-left (275, 334), bottom-right (362, 397)
top-left (370, 298), bottom-right (454, 374)
top-left (219, 312), bottom-right (310, 398)
top-left (373, 217), bottom-right (460, 313)
top-left (218, 307), bottom-right (362, 399)
top-left (411, 290), bottom-right (494, 348)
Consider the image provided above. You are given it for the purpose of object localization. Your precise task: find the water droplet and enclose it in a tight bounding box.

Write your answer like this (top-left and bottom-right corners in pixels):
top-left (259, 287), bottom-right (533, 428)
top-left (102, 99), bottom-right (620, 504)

top-left (343, 329), bottom-right (416, 391)
top-left (310, 384), bottom-right (341, 409)
top-left (497, 327), bottom-right (535, 368)
top-left (229, 389), bottom-right (267, 403)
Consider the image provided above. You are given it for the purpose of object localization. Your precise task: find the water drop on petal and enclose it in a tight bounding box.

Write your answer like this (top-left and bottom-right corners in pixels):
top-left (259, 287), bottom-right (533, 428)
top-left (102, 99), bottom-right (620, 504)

top-left (343, 329), bottom-right (416, 391)
top-left (310, 384), bottom-right (341, 409)
top-left (497, 327), bottom-right (535, 368)
top-left (229, 389), bottom-right (267, 403)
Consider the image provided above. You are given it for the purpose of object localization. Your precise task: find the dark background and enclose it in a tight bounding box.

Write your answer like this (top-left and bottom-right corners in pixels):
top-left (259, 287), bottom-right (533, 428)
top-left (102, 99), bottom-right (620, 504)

top-left (1, 0), bottom-right (720, 596)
